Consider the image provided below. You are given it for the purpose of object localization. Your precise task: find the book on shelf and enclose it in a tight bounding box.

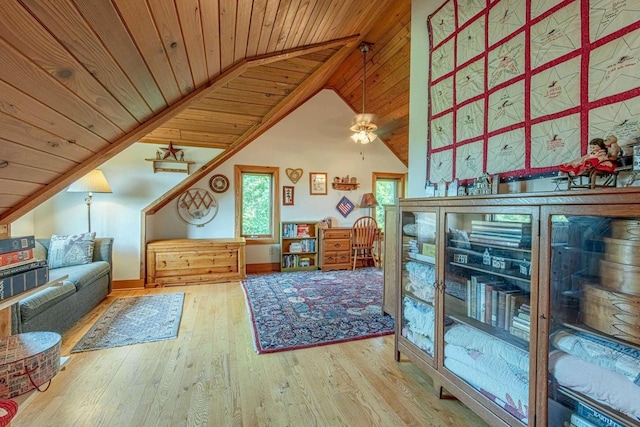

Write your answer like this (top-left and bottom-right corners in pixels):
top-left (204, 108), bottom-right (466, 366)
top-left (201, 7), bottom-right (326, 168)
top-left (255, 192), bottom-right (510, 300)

top-left (570, 413), bottom-right (599, 427)
top-left (471, 220), bottom-right (531, 230)
top-left (491, 289), bottom-right (499, 326)
top-left (0, 259), bottom-right (48, 279)
top-left (509, 325), bottom-right (530, 341)
top-left (470, 224), bottom-right (530, 235)
top-left (0, 249), bottom-right (35, 269)
top-left (0, 235), bottom-right (35, 254)
top-left (497, 289), bottom-right (520, 329)
top-left (484, 283), bottom-right (494, 324)
top-left (296, 224), bottom-right (310, 237)
top-left (511, 316), bottom-right (530, 332)
top-left (574, 401), bottom-right (625, 427)
top-left (466, 236), bottom-right (527, 248)
top-left (466, 279), bottom-right (473, 318)
top-left (469, 232), bottom-right (531, 242)
top-left (508, 294), bottom-right (530, 330)
top-left (0, 265), bottom-right (49, 300)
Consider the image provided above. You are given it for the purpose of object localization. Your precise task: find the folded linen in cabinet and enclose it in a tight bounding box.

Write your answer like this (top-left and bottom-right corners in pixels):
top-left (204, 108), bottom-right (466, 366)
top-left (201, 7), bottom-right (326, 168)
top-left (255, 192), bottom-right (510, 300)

top-left (549, 350), bottom-right (640, 420)
top-left (445, 323), bottom-right (530, 373)
top-left (402, 297), bottom-right (435, 341)
top-left (444, 343), bottom-right (529, 420)
top-left (550, 329), bottom-right (640, 385)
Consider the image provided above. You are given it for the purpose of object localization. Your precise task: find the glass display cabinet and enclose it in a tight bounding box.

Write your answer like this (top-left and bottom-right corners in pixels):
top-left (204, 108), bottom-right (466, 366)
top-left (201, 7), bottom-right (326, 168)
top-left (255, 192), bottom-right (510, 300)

top-left (441, 208), bottom-right (536, 425)
top-left (395, 208), bottom-right (438, 374)
top-left (395, 191), bottom-right (640, 427)
top-left (545, 211), bottom-right (640, 427)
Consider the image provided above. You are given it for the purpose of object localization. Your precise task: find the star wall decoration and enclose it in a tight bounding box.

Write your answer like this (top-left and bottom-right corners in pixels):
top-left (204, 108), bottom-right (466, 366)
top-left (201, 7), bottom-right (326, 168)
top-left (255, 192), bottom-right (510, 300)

top-left (161, 142), bottom-right (183, 160)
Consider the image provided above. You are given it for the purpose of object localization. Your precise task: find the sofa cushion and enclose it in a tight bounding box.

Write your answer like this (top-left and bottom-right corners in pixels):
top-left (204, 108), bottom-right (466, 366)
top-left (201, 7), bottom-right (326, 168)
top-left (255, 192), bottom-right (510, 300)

top-left (19, 281), bottom-right (77, 322)
top-left (48, 232), bottom-right (96, 268)
top-left (52, 261), bottom-right (111, 292)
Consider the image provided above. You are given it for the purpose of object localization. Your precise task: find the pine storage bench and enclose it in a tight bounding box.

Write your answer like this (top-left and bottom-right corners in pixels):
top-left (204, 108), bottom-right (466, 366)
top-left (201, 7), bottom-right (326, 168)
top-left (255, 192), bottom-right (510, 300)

top-left (146, 238), bottom-right (246, 286)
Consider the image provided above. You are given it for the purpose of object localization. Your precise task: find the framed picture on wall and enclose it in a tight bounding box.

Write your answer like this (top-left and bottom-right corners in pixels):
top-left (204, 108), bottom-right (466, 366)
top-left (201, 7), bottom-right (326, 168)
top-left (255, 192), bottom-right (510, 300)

top-left (283, 186), bottom-right (294, 205)
top-left (309, 172), bottom-right (327, 195)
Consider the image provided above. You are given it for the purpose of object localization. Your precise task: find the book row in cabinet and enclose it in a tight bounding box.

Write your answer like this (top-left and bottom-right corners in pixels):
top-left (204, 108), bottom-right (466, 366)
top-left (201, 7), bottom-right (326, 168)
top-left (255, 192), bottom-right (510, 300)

top-left (394, 189), bottom-right (640, 427)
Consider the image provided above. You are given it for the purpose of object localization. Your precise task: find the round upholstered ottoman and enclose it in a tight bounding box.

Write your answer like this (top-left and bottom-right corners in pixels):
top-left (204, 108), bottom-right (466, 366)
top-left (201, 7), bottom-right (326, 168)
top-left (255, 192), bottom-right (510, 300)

top-left (0, 332), bottom-right (61, 399)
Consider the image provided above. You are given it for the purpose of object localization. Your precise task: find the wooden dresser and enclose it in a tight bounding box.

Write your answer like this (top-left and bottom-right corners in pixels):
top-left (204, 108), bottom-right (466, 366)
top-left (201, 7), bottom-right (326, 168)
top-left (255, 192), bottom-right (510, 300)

top-left (318, 228), bottom-right (352, 271)
top-left (146, 238), bottom-right (246, 286)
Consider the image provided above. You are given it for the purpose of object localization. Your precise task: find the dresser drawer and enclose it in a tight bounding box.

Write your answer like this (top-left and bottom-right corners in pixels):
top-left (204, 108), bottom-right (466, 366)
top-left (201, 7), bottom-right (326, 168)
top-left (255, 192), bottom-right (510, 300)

top-left (324, 229), bottom-right (351, 239)
top-left (323, 251), bottom-right (351, 265)
top-left (325, 238), bottom-right (350, 251)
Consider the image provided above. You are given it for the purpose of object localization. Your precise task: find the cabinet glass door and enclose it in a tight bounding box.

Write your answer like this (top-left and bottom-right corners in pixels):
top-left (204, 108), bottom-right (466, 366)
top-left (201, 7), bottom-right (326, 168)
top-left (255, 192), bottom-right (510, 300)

top-left (547, 214), bottom-right (640, 427)
top-left (443, 210), bottom-right (534, 425)
top-left (399, 209), bottom-right (437, 359)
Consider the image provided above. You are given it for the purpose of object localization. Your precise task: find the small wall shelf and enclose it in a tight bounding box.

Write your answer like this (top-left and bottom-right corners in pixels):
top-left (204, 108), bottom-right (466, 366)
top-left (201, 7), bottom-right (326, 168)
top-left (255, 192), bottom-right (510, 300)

top-left (331, 182), bottom-right (359, 191)
top-left (145, 159), bottom-right (195, 174)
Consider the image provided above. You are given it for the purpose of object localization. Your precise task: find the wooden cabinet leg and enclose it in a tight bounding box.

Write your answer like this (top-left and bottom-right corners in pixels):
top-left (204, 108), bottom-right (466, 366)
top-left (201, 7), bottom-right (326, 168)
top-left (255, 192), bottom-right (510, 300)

top-left (433, 379), bottom-right (457, 400)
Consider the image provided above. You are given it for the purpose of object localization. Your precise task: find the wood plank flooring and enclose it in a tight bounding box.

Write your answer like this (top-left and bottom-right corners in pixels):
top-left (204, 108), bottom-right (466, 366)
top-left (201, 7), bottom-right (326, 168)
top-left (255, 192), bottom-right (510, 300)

top-left (12, 282), bottom-right (488, 426)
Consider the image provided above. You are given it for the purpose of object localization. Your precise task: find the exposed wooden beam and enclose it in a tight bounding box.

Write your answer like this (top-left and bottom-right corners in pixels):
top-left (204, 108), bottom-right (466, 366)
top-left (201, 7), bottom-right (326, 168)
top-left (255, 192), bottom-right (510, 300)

top-left (143, 38), bottom-right (360, 216)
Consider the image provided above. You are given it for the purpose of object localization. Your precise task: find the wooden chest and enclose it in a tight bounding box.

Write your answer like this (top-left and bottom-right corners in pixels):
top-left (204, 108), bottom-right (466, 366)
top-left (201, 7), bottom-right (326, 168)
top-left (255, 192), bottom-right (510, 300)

top-left (319, 228), bottom-right (352, 271)
top-left (146, 238), bottom-right (246, 286)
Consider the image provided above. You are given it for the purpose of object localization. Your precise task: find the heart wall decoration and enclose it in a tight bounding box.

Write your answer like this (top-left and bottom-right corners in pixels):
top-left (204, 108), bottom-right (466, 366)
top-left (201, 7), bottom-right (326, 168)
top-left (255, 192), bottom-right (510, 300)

top-left (286, 168), bottom-right (303, 184)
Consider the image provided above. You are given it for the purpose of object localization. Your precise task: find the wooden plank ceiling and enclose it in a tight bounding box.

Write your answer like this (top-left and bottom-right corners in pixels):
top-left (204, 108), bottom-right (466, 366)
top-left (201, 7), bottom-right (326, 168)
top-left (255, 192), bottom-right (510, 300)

top-left (0, 0), bottom-right (411, 225)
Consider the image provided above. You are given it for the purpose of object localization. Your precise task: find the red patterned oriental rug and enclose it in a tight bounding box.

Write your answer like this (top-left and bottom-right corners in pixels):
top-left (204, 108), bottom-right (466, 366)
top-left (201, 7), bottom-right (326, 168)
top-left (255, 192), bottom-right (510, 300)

top-left (241, 268), bottom-right (394, 354)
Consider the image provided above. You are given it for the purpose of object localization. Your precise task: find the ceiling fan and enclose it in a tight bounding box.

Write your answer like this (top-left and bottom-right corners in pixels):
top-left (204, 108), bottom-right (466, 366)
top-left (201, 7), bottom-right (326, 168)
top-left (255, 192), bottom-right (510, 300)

top-left (350, 42), bottom-right (378, 145)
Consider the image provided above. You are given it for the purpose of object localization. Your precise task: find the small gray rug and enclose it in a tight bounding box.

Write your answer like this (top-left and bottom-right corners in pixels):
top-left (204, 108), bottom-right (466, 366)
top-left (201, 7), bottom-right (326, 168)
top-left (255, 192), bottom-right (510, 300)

top-left (71, 293), bottom-right (184, 353)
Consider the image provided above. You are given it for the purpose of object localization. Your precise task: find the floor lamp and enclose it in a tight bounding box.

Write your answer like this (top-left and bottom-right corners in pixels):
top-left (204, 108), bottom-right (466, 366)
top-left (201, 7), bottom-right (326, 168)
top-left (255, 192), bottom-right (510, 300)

top-left (67, 169), bottom-right (112, 233)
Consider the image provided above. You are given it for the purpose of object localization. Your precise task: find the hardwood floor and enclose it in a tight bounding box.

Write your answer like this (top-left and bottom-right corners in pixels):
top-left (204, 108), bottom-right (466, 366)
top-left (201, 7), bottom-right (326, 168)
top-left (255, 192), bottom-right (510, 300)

top-left (12, 283), bottom-right (488, 426)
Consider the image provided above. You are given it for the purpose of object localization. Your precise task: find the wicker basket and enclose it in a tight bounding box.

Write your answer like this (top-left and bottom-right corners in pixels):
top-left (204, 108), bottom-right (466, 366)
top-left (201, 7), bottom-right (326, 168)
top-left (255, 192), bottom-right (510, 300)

top-left (599, 259), bottom-right (640, 296)
top-left (610, 219), bottom-right (640, 240)
top-left (581, 283), bottom-right (640, 345)
top-left (603, 237), bottom-right (640, 266)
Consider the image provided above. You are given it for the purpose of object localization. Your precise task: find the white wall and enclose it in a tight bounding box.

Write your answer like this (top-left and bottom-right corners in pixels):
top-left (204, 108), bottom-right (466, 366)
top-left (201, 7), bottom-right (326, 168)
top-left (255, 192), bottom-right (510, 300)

top-left (148, 89), bottom-right (407, 264)
top-left (12, 143), bottom-right (222, 280)
top-left (408, 0), bottom-right (439, 198)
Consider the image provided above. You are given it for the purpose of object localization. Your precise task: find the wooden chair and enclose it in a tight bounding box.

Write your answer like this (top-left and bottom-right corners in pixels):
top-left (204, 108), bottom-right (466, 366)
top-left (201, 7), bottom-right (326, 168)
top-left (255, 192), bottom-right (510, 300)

top-left (351, 216), bottom-right (380, 270)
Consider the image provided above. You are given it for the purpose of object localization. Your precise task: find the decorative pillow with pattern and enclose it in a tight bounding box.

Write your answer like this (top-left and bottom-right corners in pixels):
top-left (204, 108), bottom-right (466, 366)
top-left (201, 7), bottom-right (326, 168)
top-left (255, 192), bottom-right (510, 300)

top-left (47, 232), bottom-right (96, 268)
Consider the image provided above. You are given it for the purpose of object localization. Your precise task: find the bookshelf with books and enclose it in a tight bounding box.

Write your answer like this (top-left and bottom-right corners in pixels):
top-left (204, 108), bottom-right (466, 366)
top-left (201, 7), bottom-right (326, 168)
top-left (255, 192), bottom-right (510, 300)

top-left (280, 221), bottom-right (318, 272)
top-left (395, 191), bottom-right (640, 427)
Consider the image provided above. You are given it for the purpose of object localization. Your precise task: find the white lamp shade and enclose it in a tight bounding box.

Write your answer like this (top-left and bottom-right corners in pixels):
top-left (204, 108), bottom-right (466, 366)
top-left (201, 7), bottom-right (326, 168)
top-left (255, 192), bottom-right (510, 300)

top-left (67, 169), bottom-right (112, 194)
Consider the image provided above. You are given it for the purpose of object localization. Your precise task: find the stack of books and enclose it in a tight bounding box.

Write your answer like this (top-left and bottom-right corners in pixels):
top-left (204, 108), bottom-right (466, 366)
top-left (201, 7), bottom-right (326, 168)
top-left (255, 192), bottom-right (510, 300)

top-left (468, 220), bottom-right (532, 248)
top-left (509, 303), bottom-right (531, 341)
top-left (570, 401), bottom-right (625, 427)
top-left (0, 236), bottom-right (49, 300)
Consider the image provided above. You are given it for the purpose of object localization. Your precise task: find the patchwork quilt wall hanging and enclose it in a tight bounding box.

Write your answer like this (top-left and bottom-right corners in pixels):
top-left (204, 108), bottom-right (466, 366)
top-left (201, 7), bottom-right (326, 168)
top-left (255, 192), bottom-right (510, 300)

top-left (427, 0), bottom-right (640, 184)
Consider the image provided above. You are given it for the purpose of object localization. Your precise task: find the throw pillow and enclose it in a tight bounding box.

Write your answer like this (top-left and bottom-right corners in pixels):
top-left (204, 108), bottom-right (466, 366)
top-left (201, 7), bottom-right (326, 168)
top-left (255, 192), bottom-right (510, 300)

top-left (48, 232), bottom-right (96, 269)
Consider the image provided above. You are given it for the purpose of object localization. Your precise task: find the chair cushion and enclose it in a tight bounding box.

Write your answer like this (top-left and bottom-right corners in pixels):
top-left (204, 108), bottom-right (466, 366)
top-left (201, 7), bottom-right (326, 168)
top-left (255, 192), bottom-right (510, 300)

top-left (19, 281), bottom-right (77, 322)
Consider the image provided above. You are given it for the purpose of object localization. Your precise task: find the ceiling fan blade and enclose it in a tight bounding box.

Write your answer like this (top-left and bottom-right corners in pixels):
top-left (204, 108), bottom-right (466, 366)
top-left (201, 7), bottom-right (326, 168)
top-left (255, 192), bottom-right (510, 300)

top-left (352, 113), bottom-right (378, 125)
top-left (376, 118), bottom-right (408, 138)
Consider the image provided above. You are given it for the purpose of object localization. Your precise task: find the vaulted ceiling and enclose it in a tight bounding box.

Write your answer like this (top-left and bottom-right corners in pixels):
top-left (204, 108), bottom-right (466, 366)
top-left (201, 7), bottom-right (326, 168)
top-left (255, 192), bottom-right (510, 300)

top-left (0, 0), bottom-right (411, 226)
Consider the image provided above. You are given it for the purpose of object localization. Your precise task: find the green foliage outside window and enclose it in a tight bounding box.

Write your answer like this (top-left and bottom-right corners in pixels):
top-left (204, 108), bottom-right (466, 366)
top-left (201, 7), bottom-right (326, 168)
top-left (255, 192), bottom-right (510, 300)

top-left (375, 180), bottom-right (398, 229)
top-left (242, 173), bottom-right (272, 236)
